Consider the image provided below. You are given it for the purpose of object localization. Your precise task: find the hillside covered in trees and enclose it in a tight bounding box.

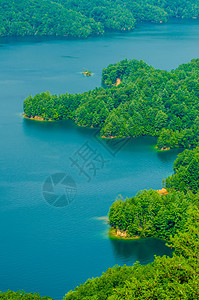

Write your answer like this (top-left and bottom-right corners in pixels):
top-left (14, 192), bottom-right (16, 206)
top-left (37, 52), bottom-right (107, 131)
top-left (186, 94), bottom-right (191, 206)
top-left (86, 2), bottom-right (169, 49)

top-left (166, 147), bottom-right (199, 193)
top-left (1, 0), bottom-right (199, 37)
top-left (0, 290), bottom-right (52, 300)
top-left (24, 58), bottom-right (199, 150)
top-left (109, 147), bottom-right (199, 239)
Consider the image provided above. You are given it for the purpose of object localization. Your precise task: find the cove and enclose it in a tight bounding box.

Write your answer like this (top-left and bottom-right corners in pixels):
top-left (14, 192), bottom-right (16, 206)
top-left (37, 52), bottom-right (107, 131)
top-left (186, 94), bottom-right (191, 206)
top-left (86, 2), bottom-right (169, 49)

top-left (0, 19), bottom-right (199, 299)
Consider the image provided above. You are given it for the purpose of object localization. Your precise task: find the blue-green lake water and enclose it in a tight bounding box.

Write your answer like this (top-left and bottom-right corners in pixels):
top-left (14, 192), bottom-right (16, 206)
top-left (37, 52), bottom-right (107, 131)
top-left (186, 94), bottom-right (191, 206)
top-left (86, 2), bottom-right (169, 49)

top-left (1, 19), bottom-right (199, 299)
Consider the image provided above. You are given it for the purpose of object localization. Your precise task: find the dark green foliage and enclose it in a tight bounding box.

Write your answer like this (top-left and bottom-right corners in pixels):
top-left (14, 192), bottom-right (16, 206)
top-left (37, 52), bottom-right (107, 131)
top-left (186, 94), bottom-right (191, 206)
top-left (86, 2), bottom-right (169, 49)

top-left (109, 147), bottom-right (199, 239)
top-left (0, 0), bottom-right (103, 38)
top-left (1, 0), bottom-right (199, 37)
top-left (169, 206), bottom-right (199, 261)
top-left (24, 59), bottom-right (199, 149)
top-left (64, 265), bottom-right (134, 300)
top-left (0, 290), bottom-right (52, 299)
top-left (166, 147), bottom-right (199, 193)
top-left (109, 189), bottom-right (194, 239)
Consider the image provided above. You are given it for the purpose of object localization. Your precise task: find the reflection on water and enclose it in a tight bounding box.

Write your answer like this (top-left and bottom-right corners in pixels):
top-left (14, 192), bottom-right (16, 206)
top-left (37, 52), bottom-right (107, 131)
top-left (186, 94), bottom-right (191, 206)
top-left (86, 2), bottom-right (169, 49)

top-left (157, 148), bottom-right (183, 163)
top-left (110, 238), bottom-right (172, 265)
top-left (23, 118), bottom-right (98, 137)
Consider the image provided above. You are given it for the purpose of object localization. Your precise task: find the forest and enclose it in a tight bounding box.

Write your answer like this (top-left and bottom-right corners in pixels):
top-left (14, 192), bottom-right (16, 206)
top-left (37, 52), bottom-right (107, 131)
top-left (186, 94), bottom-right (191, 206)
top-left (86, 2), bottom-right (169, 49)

top-left (0, 290), bottom-right (52, 299)
top-left (24, 58), bottom-right (199, 150)
top-left (1, 0), bottom-right (199, 37)
top-left (109, 147), bottom-right (199, 239)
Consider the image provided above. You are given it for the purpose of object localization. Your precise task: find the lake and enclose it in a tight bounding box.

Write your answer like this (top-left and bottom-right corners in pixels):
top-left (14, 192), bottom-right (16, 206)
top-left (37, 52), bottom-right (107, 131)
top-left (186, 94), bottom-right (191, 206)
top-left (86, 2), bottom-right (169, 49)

top-left (0, 19), bottom-right (199, 299)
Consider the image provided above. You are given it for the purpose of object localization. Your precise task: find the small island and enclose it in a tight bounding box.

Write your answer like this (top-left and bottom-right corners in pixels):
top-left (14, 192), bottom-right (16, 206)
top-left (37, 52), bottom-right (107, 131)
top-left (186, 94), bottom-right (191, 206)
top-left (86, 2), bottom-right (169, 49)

top-left (82, 69), bottom-right (92, 77)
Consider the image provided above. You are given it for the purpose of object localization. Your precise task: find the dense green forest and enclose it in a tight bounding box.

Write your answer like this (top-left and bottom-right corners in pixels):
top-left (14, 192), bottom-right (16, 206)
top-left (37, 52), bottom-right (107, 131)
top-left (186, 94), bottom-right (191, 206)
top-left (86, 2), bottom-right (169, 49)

top-left (24, 58), bottom-right (199, 150)
top-left (109, 147), bottom-right (199, 239)
top-left (166, 147), bottom-right (199, 193)
top-left (0, 290), bottom-right (52, 299)
top-left (1, 0), bottom-right (199, 37)
top-left (109, 189), bottom-right (198, 239)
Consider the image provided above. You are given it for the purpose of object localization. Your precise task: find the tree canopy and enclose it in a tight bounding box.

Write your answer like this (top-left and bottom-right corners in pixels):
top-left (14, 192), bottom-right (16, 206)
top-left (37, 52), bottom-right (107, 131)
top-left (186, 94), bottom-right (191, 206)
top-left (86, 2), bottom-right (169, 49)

top-left (1, 0), bottom-right (199, 37)
top-left (0, 290), bottom-right (52, 300)
top-left (166, 147), bottom-right (199, 193)
top-left (109, 147), bottom-right (199, 239)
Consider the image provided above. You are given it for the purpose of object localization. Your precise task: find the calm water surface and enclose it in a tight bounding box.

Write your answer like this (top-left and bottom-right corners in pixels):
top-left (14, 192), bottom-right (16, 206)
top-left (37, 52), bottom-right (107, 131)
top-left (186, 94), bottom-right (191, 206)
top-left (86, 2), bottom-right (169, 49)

top-left (0, 19), bottom-right (199, 299)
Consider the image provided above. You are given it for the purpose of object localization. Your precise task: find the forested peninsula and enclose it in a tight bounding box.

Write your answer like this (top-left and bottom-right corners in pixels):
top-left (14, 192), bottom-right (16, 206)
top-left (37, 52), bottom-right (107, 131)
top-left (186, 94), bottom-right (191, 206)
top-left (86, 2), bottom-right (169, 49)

top-left (109, 147), bottom-right (199, 240)
top-left (1, 0), bottom-right (199, 38)
top-left (24, 59), bottom-right (199, 150)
